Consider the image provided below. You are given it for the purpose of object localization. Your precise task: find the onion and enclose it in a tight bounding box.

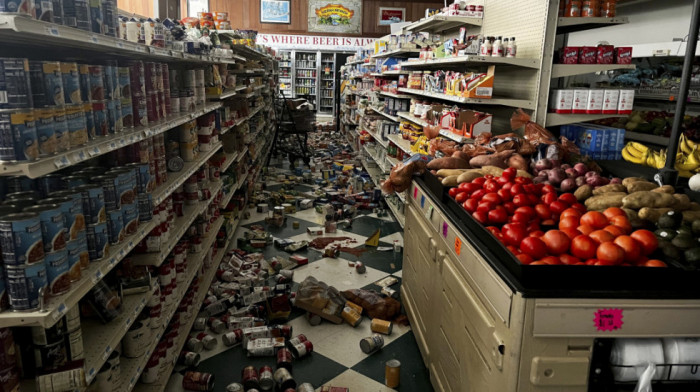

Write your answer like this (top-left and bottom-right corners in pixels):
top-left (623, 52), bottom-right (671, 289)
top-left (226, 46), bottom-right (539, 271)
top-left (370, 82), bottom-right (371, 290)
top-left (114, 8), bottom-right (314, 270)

top-left (548, 168), bottom-right (566, 185)
top-left (610, 177), bottom-right (622, 184)
top-left (560, 178), bottom-right (576, 192)
top-left (565, 168), bottom-right (577, 179)
top-left (533, 175), bottom-right (547, 184)
top-left (574, 163), bottom-right (588, 176)
top-left (586, 175), bottom-right (609, 187)
top-left (575, 176), bottom-right (586, 187)
top-left (535, 159), bottom-right (553, 172)
top-left (585, 171), bottom-right (598, 178)
top-left (561, 164), bottom-right (572, 170)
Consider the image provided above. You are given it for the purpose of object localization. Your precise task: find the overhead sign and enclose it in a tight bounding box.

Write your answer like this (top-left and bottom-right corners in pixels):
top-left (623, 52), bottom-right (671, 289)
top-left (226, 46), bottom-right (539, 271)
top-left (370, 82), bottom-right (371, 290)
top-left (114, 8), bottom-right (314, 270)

top-left (308, 0), bottom-right (362, 34)
top-left (256, 34), bottom-right (375, 51)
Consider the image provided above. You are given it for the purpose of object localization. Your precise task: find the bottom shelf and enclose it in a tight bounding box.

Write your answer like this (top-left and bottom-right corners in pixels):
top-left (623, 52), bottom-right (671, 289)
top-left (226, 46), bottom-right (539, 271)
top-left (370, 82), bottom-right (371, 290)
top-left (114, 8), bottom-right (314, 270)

top-left (386, 197), bottom-right (406, 228)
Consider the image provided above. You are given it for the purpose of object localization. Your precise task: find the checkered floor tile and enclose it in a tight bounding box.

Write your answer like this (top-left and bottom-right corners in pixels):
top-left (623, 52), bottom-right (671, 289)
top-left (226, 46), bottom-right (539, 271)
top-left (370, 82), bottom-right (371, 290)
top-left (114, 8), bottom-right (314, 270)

top-left (165, 153), bottom-right (432, 392)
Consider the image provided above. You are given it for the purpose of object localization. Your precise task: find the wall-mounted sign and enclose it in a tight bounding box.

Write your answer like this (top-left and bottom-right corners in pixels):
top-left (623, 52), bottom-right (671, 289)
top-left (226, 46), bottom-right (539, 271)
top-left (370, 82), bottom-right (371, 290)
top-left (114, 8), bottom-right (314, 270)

top-left (308, 0), bottom-right (362, 34)
top-left (188, 0), bottom-right (209, 15)
top-left (256, 33), bottom-right (374, 51)
top-left (260, 0), bottom-right (291, 24)
top-left (378, 7), bottom-right (405, 26)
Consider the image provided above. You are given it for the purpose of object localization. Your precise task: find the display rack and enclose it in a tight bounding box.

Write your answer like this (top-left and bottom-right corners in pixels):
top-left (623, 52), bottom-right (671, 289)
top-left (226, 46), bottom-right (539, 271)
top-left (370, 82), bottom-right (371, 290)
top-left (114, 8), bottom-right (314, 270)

top-left (404, 14), bottom-right (483, 32)
top-left (396, 88), bottom-right (536, 109)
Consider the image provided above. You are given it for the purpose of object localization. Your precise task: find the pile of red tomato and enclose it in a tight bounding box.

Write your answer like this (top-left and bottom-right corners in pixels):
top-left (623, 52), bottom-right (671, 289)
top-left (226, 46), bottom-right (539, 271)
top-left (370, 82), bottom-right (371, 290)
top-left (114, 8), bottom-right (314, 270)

top-left (449, 167), bottom-right (666, 267)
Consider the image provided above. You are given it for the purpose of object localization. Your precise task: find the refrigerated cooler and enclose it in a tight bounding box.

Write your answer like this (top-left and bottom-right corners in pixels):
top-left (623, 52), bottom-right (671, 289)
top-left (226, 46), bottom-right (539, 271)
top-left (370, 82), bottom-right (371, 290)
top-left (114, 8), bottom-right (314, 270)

top-left (278, 50), bottom-right (292, 98)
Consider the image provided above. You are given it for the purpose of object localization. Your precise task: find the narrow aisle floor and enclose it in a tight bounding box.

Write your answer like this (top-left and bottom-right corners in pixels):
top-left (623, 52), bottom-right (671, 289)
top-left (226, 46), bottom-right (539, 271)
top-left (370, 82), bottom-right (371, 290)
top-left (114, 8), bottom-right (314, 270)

top-left (165, 157), bottom-right (434, 391)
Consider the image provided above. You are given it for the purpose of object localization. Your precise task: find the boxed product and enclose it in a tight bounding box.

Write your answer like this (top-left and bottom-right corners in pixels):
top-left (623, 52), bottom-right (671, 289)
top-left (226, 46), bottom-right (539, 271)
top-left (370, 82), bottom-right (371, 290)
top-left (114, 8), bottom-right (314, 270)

top-left (579, 46), bottom-right (598, 64)
top-left (586, 89), bottom-right (604, 114)
top-left (597, 45), bottom-right (615, 64)
top-left (618, 89), bottom-right (635, 114)
top-left (615, 47), bottom-right (633, 64)
top-left (602, 89), bottom-right (620, 114)
top-left (560, 46), bottom-right (579, 64)
top-left (572, 89), bottom-right (589, 114)
top-left (549, 89), bottom-right (574, 113)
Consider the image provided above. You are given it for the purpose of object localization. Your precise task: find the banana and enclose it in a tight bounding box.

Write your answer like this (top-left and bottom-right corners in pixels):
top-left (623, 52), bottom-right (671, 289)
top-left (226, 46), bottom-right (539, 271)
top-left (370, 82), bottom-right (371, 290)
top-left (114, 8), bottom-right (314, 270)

top-left (624, 143), bottom-right (646, 159)
top-left (622, 146), bottom-right (648, 164)
top-left (628, 142), bottom-right (649, 154)
top-left (678, 170), bottom-right (694, 178)
top-left (687, 146), bottom-right (700, 167)
top-left (687, 136), bottom-right (698, 150)
top-left (675, 158), bottom-right (700, 172)
top-left (680, 134), bottom-right (694, 155)
top-left (646, 153), bottom-right (656, 167)
top-left (654, 152), bottom-right (666, 169)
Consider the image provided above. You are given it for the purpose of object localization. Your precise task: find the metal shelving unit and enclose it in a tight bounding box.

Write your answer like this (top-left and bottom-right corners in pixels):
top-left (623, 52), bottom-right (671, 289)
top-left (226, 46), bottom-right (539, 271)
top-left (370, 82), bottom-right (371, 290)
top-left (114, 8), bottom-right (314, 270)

top-left (546, 113), bottom-right (625, 127)
top-left (551, 64), bottom-right (636, 78)
top-left (400, 55), bottom-right (540, 69)
top-left (397, 87), bottom-right (537, 109)
top-left (404, 14), bottom-right (483, 32)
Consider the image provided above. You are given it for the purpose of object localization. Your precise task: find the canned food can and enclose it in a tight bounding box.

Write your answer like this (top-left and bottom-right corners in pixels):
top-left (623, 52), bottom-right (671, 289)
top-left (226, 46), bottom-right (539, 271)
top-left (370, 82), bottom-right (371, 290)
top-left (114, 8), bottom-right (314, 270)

top-left (60, 62), bottom-right (81, 104)
top-left (65, 104), bottom-right (88, 146)
top-left (62, 0), bottom-right (91, 31)
top-left (186, 337), bottom-right (203, 353)
top-left (222, 329), bottom-right (243, 346)
top-left (273, 368), bottom-right (296, 390)
top-left (78, 64), bottom-right (90, 102)
top-left (0, 0), bottom-right (33, 15)
top-left (34, 107), bottom-right (56, 156)
top-left (65, 305), bottom-right (80, 331)
top-left (65, 327), bottom-right (84, 361)
top-left (45, 190), bottom-right (85, 242)
top-left (178, 351), bottom-right (200, 366)
top-left (34, 337), bottom-right (67, 369)
top-left (0, 109), bottom-right (39, 161)
top-left (0, 269), bottom-right (7, 311)
top-left (23, 204), bottom-right (66, 253)
top-left (305, 312), bottom-right (322, 326)
top-left (101, 0), bottom-right (118, 37)
top-left (259, 365), bottom-right (274, 390)
top-left (193, 317), bottom-right (207, 331)
top-left (113, 98), bottom-right (123, 132)
top-left (6, 262), bottom-right (48, 311)
top-left (53, 106), bottom-right (71, 151)
top-left (288, 334), bottom-right (308, 347)
top-left (0, 328), bottom-right (16, 368)
top-left (341, 306), bottom-right (362, 327)
top-left (0, 58), bottom-right (32, 109)
top-left (0, 212), bottom-right (45, 266)
top-left (106, 99), bottom-right (118, 134)
top-left (64, 238), bottom-right (84, 282)
top-left (83, 102), bottom-right (95, 139)
top-left (29, 61), bottom-right (64, 106)
top-left (74, 183), bottom-right (106, 225)
top-left (61, 175), bottom-right (86, 189)
top-left (34, 0), bottom-right (55, 21)
top-left (92, 101), bottom-right (108, 137)
top-left (87, 65), bottom-right (104, 101)
top-left (106, 208), bottom-right (124, 244)
top-left (86, 222), bottom-right (108, 260)
top-left (196, 332), bottom-right (217, 350)
top-left (104, 64), bottom-right (118, 100)
top-left (226, 383), bottom-right (244, 392)
top-left (291, 340), bottom-right (313, 358)
top-left (121, 203), bottom-right (138, 236)
top-left (276, 347), bottom-right (293, 371)
top-left (385, 359), bottom-right (401, 387)
top-left (360, 334), bottom-right (384, 354)
top-left (182, 371), bottom-right (214, 391)
top-left (6, 176), bottom-right (36, 195)
top-left (89, 0), bottom-right (103, 34)
top-left (31, 319), bottom-right (65, 347)
top-left (370, 318), bottom-right (393, 335)
top-left (117, 67), bottom-right (131, 98)
top-left (131, 94), bottom-right (147, 127)
top-left (242, 366), bottom-right (259, 390)
top-left (92, 174), bottom-right (119, 211)
top-left (120, 97), bottom-right (133, 128)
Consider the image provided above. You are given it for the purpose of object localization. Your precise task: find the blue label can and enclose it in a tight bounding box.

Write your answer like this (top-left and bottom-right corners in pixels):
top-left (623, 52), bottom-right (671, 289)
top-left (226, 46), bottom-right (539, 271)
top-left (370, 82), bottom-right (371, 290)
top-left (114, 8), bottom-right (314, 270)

top-left (0, 267), bottom-right (7, 311)
top-left (53, 106), bottom-right (70, 152)
top-left (106, 99), bottom-right (118, 134)
top-left (91, 174), bottom-right (119, 212)
top-left (65, 104), bottom-right (87, 147)
top-left (44, 191), bottom-right (86, 242)
top-left (118, 67), bottom-right (131, 98)
top-left (35, 0), bottom-right (55, 22)
top-left (91, 101), bottom-right (107, 137)
top-left (22, 204), bottom-right (67, 253)
top-left (106, 208), bottom-right (123, 244)
top-left (62, 0), bottom-right (91, 31)
top-left (0, 109), bottom-right (39, 162)
top-left (78, 64), bottom-right (90, 102)
top-left (51, 0), bottom-right (62, 24)
top-left (104, 64), bottom-right (118, 100)
top-left (29, 61), bottom-right (64, 107)
top-left (108, 168), bottom-right (136, 207)
top-left (89, 0), bottom-right (103, 34)
top-left (65, 239), bottom-right (83, 282)
top-left (37, 174), bottom-right (63, 198)
top-left (34, 107), bottom-right (56, 156)
top-left (60, 62), bottom-right (81, 104)
top-left (0, 58), bottom-right (32, 109)
top-left (6, 262), bottom-right (48, 311)
top-left (0, 212), bottom-right (45, 266)
top-left (44, 249), bottom-right (71, 296)
top-left (121, 203), bottom-right (138, 236)
top-left (86, 222), bottom-right (109, 261)
top-left (74, 184), bottom-right (106, 224)
top-left (83, 102), bottom-right (95, 139)
top-left (137, 193), bottom-right (153, 222)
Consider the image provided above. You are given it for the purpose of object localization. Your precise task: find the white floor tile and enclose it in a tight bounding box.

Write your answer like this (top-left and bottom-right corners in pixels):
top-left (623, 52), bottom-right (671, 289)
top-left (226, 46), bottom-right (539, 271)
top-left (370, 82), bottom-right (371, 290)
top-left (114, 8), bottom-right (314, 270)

top-left (288, 208), bottom-right (326, 225)
top-left (317, 369), bottom-right (396, 392)
top-left (380, 232), bottom-right (403, 247)
top-left (391, 270), bottom-right (402, 278)
top-left (292, 257), bottom-right (388, 292)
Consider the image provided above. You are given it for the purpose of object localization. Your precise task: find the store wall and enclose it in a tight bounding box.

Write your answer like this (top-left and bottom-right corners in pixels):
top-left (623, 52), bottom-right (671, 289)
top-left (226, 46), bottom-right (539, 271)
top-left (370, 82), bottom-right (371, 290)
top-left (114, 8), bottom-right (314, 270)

top-left (567, 0), bottom-right (694, 46)
top-left (200, 0), bottom-right (444, 37)
top-left (118, 0), bottom-right (154, 18)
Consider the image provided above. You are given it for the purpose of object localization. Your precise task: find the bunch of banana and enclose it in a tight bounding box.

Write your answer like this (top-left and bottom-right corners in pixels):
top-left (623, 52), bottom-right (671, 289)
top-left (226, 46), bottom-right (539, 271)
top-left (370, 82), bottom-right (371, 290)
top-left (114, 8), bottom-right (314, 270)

top-left (622, 142), bottom-right (650, 165)
top-left (679, 133), bottom-right (699, 155)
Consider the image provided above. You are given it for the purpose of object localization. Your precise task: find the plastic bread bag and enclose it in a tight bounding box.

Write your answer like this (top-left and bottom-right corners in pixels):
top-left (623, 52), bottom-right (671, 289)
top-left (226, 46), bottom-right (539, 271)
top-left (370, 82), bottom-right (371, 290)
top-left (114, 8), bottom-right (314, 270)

top-left (342, 289), bottom-right (401, 320)
top-left (381, 156), bottom-right (427, 194)
top-left (510, 109), bottom-right (556, 146)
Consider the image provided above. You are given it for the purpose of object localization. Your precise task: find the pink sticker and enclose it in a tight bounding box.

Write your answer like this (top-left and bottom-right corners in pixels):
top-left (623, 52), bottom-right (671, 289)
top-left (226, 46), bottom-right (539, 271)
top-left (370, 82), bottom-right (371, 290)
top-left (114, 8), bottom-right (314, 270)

top-left (594, 308), bottom-right (623, 331)
top-left (442, 222), bottom-right (448, 238)
top-left (413, 187), bottom-right (418, 199)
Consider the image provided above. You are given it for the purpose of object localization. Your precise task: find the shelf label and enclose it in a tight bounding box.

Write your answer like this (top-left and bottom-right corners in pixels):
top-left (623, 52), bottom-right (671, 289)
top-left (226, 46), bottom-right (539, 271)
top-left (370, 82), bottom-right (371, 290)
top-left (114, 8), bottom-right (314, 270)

top-left (116, 41), bottom-right (124, 49)
top-left (102, 345), bottom-right (112, 361)
top-left (73, 150), bottom-right (86, 162)
top-left (87, 367), bottom-right (96, 378)
top-left (52, 303), bottom-right (67, 322)
top-left (420, 195), bottom-right (425, 208)
top-left (109, 141), bottom-right (117, 150)
top-left (90, 35), bottom-right (99, 44)
top-left (45, 26), bottom-right (60, 36)
top-left (125, 317), bottom-right (131, 330)
top-left (54, 156), bottom-right (70, 169)
top-left (87, 146), bottom-right (101, 156)
top-left (454, 236), bottom-right (462, 256)
top-left (109, 257), bottom-right (116, 266)
top-left (92, 269), bottom-right (103, 284)
top-left (413, 187), bottom-right (418, 199)
top-left (442, 222), bottom-right (448, 238)
top-left (119, 138), bottom-right (126, 147)
top-left (594, 308), bottom-right (624, 331)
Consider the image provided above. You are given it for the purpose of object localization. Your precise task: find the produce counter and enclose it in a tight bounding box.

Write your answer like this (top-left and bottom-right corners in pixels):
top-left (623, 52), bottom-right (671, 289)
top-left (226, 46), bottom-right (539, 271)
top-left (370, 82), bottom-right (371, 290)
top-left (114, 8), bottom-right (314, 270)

top-left (401, 176), bottom-right (700, 392)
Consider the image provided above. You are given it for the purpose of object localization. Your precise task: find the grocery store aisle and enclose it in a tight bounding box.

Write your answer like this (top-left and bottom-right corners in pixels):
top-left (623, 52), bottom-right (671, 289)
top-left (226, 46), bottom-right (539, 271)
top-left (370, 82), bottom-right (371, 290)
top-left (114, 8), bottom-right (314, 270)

top-left (165, 152), bottom-right (433, 391)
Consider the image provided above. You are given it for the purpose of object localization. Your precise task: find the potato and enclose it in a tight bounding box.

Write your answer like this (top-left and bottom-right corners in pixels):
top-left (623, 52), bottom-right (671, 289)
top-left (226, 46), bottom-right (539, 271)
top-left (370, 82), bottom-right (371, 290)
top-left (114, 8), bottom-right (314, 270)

top-left (638, 207), bottom-right (674, 222)
top-left (683, 210), bottom-right (700, 222)
top-left (436, 169), bottom-right (469, 178)
top-left (622, 191), bottom-right (660, 209)
top-left (592, 184), bottom-right (627, 195)
top-left (622, 177), bottom-right (647, 187)
top-left (574, 184), bottom-right (593, 201)
top-left (653, 192), bottom-right (676, 208)
top-left (673, 193), bottom-right (692, 211)
top-left (584, 193), bottom-right (626, 210)
top-left (626, 181), bottom-right (658, 193)
top-left (480, 166), bottom-right (504, 177)
top-left (427, 157), bottom-right (470, 170)
top-left (457, 171), bottom-right (484, 184)
top-left (690, 202), bottom-right (700, 211)
top-left (652, 185), bottom-right (675, 194)
top-left (516, 170), bottom-right (533, 179)
top-left (441, 175), bottom-right (459, 187)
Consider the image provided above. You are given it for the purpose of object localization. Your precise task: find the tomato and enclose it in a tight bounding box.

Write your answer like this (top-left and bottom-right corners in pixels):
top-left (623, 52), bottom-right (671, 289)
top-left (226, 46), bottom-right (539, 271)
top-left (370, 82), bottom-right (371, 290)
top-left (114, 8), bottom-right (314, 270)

top-left (503, 222), bottom-right (526, 232)
top-left (449, 188), bottom-right (460, 198)
top-left (485, 226), bottom-right (501, 237)
top-left (559, 216), bottom-right (580, 231)
top-left (516, 254), bottom-right (534, 265)
top-left (589, 229), bottom-right (615, 244)
top-left (613, 235), bottom-right (641, 263)
top-left (503, 225), bottom-right (527, 247)
top-left (595, 259), bottom-right (619, 266)
top-left (515, 177), bottom-right (532, 185)
top-left (497, 188), bottom-right (512, 202)
top-left (503, 202), bottom-right (516, 214)
top-left (515, 206), bottom-right (535, 219)
top-left (472, 211), bottom-right (488, 224)
top-left (580, 211), bottom-right (609, 230)
top-left (562, 228), bottom-right (582, 240)
top-left (571, 235), bottom-right (598, 260)
top-left (528, 230), bottom-right (545, 238)
top-left (502, 167), bottom-right (517, 180)
top-left (472, 177), bottom-right (487, 186)
top-left (496, 177), bottom-right (510, 186)
top-left (484, 175), bottom-right (494, 180)
top-left (540, 256), bottom-right (562, 265)
top-left (463, 182), bottom-right (482, 195)
top-left (603, 225), bottom-right (625, 237)
top-left (603, 207), bottom-right (626, 219)
top-left (483, 179), bottom-right (500, 193)
top-left (512, 194), bottom-right (531, 207)
top-left (458, 181), bottom-right (473, 191)
top-left (643, 259), bottom-right (668, 267)
top-left (609, 215), bottom-right (632, 234)
top-left (560, 208), bottom-right (583, 220)
top-left (501, 182), bottom-right (514, 192)
top-left (506, 245), bottom-right (519, 254)
top-left (510, 213), bottom-right (529, 223)
top-left (596, 242), bottom-right (625, 265)
top-left (527, 194), bottom-right (540, 205)
top-left (455, 192), bottom-right (469, 204)
top-left (477, 201), bottom-right (496, 214)
top-left (559, 254), bottom-right (582, 265)
top-left (585, 259), bottom-right (599, 266)
top-left (534, 204), bottom-right (551, 220)
top-left (510, 184), bottom-right (525, 195)
top-left (520, 237), bottom-right (548, 259)
top-left (541, 219), bottom-right (556, 228)
top-left (463, 199), bottom-right (478, 213)
top-left (534, 183), bottom-right (545, 194)
top-left (488, 207), bottom-right (508, 224)
top-left (630, 230), bottom-right (658, 255)
top-left (526, 221), bottom-right (542, 234)
top-left (549, 201), bottom-right (568, 216)
top-left (542, 230), bottom-right (571, 255)
top-left (558, 193), bottom-right (578, 206)
top-left (541, 192), bottom-right (557, 205)
top-left (577, 224), bottom-right (595, 235)
top-left (541, 184), bottom-right (556, 194)
top-left (530, 261), bottom-right (547, 265)
top-left (571, 203), bottom-right (587, 213)
top-left (470, 189), bottom-right (486, 201)
top-left (482, 192), bottom-right (502, 205)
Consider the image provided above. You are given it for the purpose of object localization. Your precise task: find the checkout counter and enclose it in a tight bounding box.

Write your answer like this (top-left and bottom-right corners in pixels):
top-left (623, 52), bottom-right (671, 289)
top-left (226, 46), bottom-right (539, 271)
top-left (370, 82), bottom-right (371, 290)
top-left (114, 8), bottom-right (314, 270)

top-left (401, 177), bottom-right (700, 392)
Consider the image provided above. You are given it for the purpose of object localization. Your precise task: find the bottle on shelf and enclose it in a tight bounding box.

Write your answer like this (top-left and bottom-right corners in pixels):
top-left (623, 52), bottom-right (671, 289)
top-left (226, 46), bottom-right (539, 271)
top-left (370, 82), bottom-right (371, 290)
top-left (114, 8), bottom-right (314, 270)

top-left (507, 37), bottom-right (517, 58)
top-left (480, 37), bottom-right (492, 56)
top-left (492, 36), bottom-right (503, 57)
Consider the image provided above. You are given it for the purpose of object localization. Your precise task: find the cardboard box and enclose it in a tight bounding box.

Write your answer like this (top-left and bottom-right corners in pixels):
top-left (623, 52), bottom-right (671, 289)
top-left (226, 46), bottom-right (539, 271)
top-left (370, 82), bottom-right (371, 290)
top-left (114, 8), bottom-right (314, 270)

top-left (560, 46), bottom-right (579, 64)
top-left (460, 66), bottom-right (494, 98)
top-left (586, 89), bottom-right (604, 114)
top-left (602, 89), bottom-right (620, 114)
top-left (579, 46), bottom-right (597, 64)
top-left (597, 45), bottom-right (615, 64)
top-left (572, 89), bottom-right (589, 114)
top-left (615, 47), bottom-right (633, 64)
top-left (618, 89), bottom-right (635, 114)
top-left (577, 126), bottom-right (606, 152)
top-left (290, 254), bottom-right (308, 266)
top-left (307, 227), bottom-right (324, 236)
top-left (549, 89), bottom-right (574, 113)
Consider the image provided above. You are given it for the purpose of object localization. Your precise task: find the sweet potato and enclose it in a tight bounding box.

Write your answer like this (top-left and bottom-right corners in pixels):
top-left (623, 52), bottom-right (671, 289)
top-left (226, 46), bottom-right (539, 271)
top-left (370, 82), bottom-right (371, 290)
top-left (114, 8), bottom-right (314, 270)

top-left (690, 202), bottom-right (700, 211)
top-left (468, 150), bottom-right (514, 169)
top-left (441, 175), bottom-right (460, 187)
top-left (575, 184), bottom-right (593, 201)
top-left (426, 157), bottom-right (470, 170)
top-left (592, 184), bottom-right (627, 195)
top-left (622, 177), bottom-right (647, 187)
top-left (507, 153), bottom-right (528, 171)
top-left (652, 185), bottom-right (675, 194)
top-left (683, 210), bottom-right (700, 222)
top-left (626, 181), bottom-right (658, 193)
top-left (622, 191), bottom-right (660, 209)
top-left (584, 193), bottom-right (626, 210)
top-left (436, 169), bottom-right (469, 178)
top-left (672, 193), bottom-right (692, 211)
top-left (451, 151), bottom-right (471, 161)
top-left (457, 170), bottom-right (484, 183)
top-left (638, 207), bottom-right (674, 222)
top-left (516, 170), bottom-right (533, 178)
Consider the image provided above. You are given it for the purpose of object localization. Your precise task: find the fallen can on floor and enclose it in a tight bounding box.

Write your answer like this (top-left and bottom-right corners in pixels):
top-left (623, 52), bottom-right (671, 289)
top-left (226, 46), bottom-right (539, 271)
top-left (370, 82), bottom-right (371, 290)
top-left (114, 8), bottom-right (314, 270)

top-left (385, 359), bottom-right (401, 388)
top-left (360, 334), bottom-right (384, 354)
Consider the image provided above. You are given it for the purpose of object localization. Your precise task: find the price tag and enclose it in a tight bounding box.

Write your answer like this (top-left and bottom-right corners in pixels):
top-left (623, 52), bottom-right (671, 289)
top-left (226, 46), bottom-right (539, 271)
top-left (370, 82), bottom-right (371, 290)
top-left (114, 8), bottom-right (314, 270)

top-left (129, 134), bottom-right (136, 143)
top-left (594, 308), bottom-right (624, 331)
top-left (87, 146), bottom-right (101, 156)
top-left (87, 368), bottom-right (96, 378)
top-left (54, 156), bottom-right (70, 169)
top-left (45, 26), bottom-right (60, 36)
top-left (442, 222), bottom-right (448, 238)
top-left (109, 141), bottom-right (117, 150)
top-left (90, 35), bottom-right (99, 44)
top-left (109, 257), bottom-right (116, 266)
top-left (119, 139), bottom-right (126, 146)
top-left (73, 150), bottom-right (86, 162)
top-left (413, 187), bottom-right (418, 199)
top-left (128, 240), bottom-right (134, 248)
top-left (116, 41), bottom-right (125, 49)
top-left (454, 236), bottom-right (462, 256)
top-left (91, 269), bottom-right (103, 284)
top-left (420, 195), bottom-right (425, 208)
top-left (102, 345), bottom-right (112, 361)
top-left (119, 249), bottom-right (125, 257)
top-left (124, 317), bottom-right (131, 329)
top-left (52, 303), bottom-right (67, 322)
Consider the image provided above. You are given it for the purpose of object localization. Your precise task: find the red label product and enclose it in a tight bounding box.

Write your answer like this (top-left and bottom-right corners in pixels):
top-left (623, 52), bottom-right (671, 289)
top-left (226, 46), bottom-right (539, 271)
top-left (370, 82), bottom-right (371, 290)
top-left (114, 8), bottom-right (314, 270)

top-left (603, 89), bottom-right (620, 114)
top-left (596, 45), bottom-right (615, 64)
top-left (572, 89), bottom-right (589, 114)
top-left (586, 89), bottom-right (604, 114)
top-left (550, 89), bottom-right (574, 114)
top-left (615, 47), bottom-right (633, 64)
top-left (618, 89), bottom-right (635, 114)
top-left (579, 46), bottom-right (597, 64)
top-left (559, 47), bottom-right (579, 64)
